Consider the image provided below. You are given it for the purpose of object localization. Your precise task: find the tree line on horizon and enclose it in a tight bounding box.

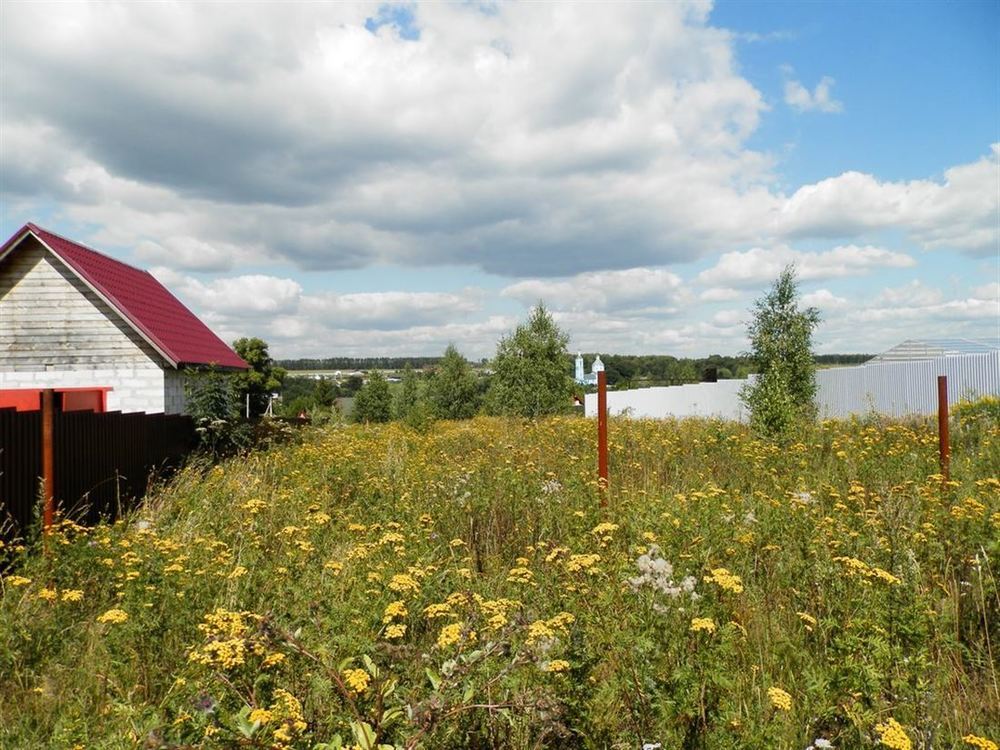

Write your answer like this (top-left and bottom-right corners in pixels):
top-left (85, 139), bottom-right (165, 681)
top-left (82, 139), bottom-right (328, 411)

top-left (195, 266), bottom-right (861, 439)
top-left (277, 352), bottom-right (872, 386)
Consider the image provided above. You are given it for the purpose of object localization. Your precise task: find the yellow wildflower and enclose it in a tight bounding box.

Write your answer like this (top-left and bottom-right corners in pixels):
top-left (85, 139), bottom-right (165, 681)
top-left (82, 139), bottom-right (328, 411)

top-left (964, 736), bottom-right (999, 750)
top-left (249, 708), bottom-right (273, 724)
top-left (703, 568), bottom-right (744, 594)
top-left (767, 686), bottom-right (792, 711)
top-left (689, 617), bottom-right (717, 634)
top-left (263, 652), bottom-right (286, 668)
top-left (269, 688), bottom-right (307, 743)
top-left (383, 600), bottom-right (408, 623)
top-left (385, 624), bottom-right (406, 639)
top-left (37, 588), bottom-right (58, 602)
top-left (343, 668), bottom-right (370, 694)
top-left (526, 620), bottom-right (555, 644)
top-left (796, 612), bottom-right (818, 631)
top-left (875, 718), bottom-right (912, 750)
top-left (388, 573), bottom-right (420, 595)
top-left (590, 522), bottom-right (619, 536)
top-left (424, 602), bottom-right (454, 619)
top-left (564, 554), bottom-right (601, 574)
top-left (61, 589), bottom-right (84, 602)
top-left (548, 611), bottom-right (575, 631)
top-left (97, 608), bottom-right (129, 624)
top-left (437, 622), bottom-right (472, 649)
top-left (5, 576), bottom-right (31, 587)
top-left (507, 567), bottom-right (535, 585)
top-left (543, 659), bottom-right (570, 672)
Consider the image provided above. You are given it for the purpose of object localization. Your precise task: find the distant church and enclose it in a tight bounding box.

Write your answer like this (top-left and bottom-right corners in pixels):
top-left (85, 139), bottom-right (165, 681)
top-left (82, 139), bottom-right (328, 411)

top-left (574, 352), bottom-right (604, 385)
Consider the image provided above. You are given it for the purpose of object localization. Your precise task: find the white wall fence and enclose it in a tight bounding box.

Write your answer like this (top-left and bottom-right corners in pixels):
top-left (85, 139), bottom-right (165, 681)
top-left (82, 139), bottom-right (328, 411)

top-left (585, 351), bottom-right (1000, 421)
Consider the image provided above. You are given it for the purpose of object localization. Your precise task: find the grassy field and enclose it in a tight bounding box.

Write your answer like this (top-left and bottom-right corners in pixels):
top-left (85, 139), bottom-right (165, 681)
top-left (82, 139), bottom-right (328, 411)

top-left (1, 413), bottom-right (998, 749)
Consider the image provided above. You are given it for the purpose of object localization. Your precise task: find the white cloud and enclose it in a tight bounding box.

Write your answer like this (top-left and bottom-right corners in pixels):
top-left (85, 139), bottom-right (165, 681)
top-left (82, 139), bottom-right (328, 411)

top-left (699, 287), bottom-right (744, 302)
top-left (0, 1), bottom-right (774, 276)
top-left (697, 244), bottom-right (915, 288)
top-left (501, 268), bottom-right (686, 313)
top-left (971, 282), bottom-right (999, 301)
top-left (149, 270), bottom-right (304, 315)
top-left (873, 280), bottom-right (943, 308)
top-left (848, 297), bottom-right (995, 323)
top-left (712, 309), bottom-right (745, 326)
top-left (775, 146), bottom-right (999, 253)
top-left (299, 289), bottom-right (483, 329)
top-left (2, 3), bottom-right (993, 278)
top-left (1, 3), bottom-right (995, 358)
top-left (801, 288), bottom-right (848, 310)
top-left (784, 75), bottom-right (843, 113)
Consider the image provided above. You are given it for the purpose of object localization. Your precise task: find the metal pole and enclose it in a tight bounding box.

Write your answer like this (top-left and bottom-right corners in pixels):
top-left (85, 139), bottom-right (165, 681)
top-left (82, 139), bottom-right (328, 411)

top-left (41, 388), bottom-right (55, 537)
top-left (937, 375), bottom-right (949, 482)
top-left (597, 370), bottom-right (608, 505)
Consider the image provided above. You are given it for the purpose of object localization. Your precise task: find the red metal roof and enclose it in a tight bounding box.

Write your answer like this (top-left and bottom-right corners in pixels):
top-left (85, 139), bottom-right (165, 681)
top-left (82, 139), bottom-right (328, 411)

top-left (0, 223), bottom-right (247, 369)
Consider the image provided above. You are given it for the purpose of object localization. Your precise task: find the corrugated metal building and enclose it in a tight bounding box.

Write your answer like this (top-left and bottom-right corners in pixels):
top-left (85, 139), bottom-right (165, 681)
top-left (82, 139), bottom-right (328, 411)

top-left (586, 340), bottom-right (1000, 421)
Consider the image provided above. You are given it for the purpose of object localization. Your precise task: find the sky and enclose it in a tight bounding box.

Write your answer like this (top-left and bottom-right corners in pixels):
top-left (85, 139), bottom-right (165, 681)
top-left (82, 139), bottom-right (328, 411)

top-left (1, 0), bottom-right (997, 360)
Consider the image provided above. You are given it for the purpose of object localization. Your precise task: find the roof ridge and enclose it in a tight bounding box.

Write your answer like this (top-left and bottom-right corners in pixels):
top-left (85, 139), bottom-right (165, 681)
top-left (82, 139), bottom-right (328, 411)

top-left (27, 222), bottom-right (150, 274)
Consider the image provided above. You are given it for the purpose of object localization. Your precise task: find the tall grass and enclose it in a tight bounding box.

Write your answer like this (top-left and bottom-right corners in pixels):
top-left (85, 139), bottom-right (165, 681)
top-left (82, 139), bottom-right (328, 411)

top-left (1, 414), bottom-right (997, 749)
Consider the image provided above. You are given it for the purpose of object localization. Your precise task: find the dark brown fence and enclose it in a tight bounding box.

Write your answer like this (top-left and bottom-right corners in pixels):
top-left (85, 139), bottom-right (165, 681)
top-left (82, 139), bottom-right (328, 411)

top-left (0, 407), bottom-right (196, 540)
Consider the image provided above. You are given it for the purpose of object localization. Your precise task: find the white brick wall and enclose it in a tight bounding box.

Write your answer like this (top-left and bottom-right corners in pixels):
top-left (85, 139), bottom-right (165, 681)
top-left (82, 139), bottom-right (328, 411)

top-left (163, 369), bottom-right (188, 414)
top-left (0, 366), bottom-right (167, 414)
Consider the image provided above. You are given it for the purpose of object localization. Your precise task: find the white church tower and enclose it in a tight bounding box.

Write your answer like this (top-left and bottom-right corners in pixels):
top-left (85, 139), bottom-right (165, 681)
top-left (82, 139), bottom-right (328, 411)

top-left (575, 352), bottom-right (585, 383)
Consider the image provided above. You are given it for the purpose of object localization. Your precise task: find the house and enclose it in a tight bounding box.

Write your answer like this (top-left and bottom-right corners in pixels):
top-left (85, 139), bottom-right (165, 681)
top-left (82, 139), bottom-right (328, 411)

top-left (0, 223), bottom-right (247, 414)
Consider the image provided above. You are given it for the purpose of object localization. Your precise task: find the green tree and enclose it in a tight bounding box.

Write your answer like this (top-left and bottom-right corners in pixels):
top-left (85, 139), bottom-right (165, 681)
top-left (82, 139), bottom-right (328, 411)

top-left (393, 363), bottom-right (420, 420)
top-left (184, 366), bottom-right (250, 456)
top-left (342, 374), bottom-right (364, 396)
top-left (427, 345), bottom-right (480, 420)
top-left (231, 337), bottom-right (287, 419)
top-left (485, 303), bottom-right (572, 418)
top-left (314, 377), bottom-right (336, 407)
top-left (741, 265), bottom-right (821, 437)
top-left (353, 371), bottom-right (392, 423)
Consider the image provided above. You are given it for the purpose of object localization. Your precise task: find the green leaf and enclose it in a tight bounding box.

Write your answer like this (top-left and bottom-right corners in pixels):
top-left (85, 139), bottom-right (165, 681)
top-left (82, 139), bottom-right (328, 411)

top-left (425, 667), bottom-right (442, 691)
top-left (350, 720), bottom-right (377, 748)
top-left (234, 705), bottom-right (257, 739)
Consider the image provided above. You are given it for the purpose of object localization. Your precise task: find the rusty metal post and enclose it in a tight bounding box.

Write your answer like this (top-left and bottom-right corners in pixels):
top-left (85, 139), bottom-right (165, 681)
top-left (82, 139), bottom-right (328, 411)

top-left (937, 375), bottom-right (950, 482)
top-left (597, 370), bottom-right (608, 505)
top-left (41, 388), bottom-right (55, 536)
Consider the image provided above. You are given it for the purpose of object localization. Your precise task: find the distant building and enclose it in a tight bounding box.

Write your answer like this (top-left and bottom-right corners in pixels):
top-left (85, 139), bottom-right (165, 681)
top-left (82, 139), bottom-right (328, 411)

top-left (869, 338), bottom-right (998, 363)
top-left (574, 352), bottom-right (604, 385)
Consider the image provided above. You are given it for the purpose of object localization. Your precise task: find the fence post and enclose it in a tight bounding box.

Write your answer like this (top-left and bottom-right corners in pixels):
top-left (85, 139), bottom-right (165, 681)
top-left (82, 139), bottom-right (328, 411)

top-left (597, 371), bottom-right (608, 506)
top-left (41, 388), bottom-right (55, 537)
top-left (937, 375), bottom-right (949, 482)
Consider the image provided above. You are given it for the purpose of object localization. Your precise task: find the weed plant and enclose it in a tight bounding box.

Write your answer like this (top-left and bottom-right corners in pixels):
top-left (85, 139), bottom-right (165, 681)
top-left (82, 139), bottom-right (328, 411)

top-left (1, 414), bottom-right (997, 749)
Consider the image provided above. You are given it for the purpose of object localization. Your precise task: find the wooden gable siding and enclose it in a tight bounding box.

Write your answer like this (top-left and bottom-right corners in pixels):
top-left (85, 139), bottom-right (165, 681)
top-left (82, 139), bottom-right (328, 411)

top-left (0, 236), bottom-right (167, 371)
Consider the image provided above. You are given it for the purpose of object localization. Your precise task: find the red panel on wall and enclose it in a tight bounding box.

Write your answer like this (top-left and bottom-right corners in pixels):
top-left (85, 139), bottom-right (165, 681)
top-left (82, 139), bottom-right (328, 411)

top-left (0, 388), bottom-right (110, 413)
top-left (0, 389), bottom-right (41, 411)
top-left (61, 390), bottom-right (106, 412)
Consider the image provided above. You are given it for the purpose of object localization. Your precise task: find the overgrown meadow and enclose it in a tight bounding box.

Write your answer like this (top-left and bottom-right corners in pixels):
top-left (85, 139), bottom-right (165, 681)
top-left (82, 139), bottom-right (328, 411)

top-left (1, 411), bottom-right (998, 749)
